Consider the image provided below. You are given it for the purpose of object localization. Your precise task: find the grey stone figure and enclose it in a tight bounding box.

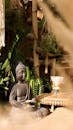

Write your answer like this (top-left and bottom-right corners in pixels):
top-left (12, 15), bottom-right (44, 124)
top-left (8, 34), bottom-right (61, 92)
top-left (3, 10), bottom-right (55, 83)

top-left (9, 62), bottom-right (30, 108)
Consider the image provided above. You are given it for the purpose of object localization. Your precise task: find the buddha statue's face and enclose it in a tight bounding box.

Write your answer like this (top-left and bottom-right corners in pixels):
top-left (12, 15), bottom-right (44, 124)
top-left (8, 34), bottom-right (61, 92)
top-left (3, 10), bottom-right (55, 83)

top-left (15, 62), bottom-right (26, 82)
top-left (16, 68), bottom-right (25, 82)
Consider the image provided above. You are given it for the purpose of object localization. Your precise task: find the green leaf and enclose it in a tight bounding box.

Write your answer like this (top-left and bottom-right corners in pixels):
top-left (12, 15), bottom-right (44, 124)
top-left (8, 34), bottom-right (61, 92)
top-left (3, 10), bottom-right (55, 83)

top-left (25, 66), bottom-right (30, 81)
top-left (8, 51), bottom-right (12, 59)
top-left (0, 78), bottom-right (4, 85)
top-left (2, 59), bottom-right (10, 70)
top-left (16, 34), bottom-right (19, 42)
top-left (3, 77), bottom-right (9, 82)
top-left (4, 87), bottom-right (9, 90)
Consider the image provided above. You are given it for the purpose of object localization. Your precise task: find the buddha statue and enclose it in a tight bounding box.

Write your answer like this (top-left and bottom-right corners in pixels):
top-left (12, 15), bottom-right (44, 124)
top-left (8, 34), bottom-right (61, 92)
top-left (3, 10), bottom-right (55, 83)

top-left (9, 62), bottom-right (30, 108)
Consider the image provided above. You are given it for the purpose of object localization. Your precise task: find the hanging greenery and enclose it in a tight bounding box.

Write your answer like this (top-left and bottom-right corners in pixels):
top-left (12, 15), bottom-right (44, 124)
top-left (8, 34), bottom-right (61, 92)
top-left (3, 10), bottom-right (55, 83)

top-left (29, 78), bottom-right (44, 98)
top-left (25, 66), bottom-right (44, 98)
top-left (40, 33), bottom-right (62, 55)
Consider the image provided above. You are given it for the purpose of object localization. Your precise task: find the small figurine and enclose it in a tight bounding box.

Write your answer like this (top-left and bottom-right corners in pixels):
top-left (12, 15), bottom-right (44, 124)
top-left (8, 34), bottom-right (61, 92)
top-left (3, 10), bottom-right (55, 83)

top-left (9, 62), bottom-right (30, 108)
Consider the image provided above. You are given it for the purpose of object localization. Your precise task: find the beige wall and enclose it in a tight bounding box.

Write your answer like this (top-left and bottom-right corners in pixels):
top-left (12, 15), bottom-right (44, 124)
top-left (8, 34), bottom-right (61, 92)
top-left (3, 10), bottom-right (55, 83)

top-left (0, 0), bottom-right (5, 49)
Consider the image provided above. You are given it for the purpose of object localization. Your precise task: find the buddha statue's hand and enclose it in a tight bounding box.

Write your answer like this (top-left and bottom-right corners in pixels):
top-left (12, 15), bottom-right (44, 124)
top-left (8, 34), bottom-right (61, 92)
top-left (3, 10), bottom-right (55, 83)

top-left (25, 98), bottom-right (37, 105)
top-left (15, 101), bottom-right (23, 108)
